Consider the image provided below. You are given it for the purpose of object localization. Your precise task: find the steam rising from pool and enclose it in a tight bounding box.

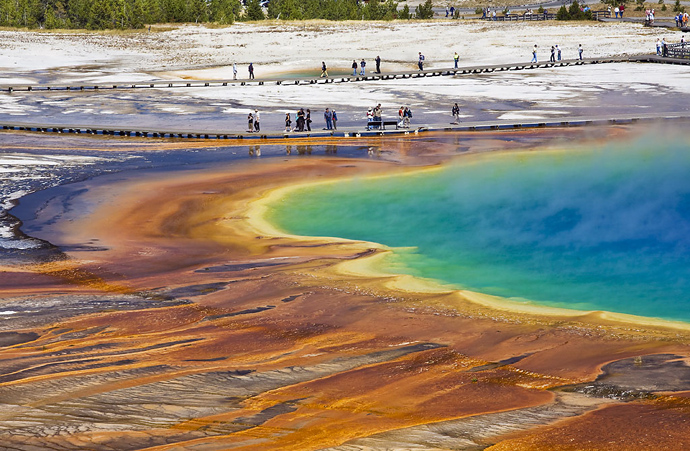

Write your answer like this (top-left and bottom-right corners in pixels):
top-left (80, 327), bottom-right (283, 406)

top-left (268, 136), bottom-right (690, 321)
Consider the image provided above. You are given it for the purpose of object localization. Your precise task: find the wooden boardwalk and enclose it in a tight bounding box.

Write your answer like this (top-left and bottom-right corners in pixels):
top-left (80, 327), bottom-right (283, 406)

top-left (2, 55), bottom-right (684, 94)
top-left (2, 112), bottom-right (688, 142)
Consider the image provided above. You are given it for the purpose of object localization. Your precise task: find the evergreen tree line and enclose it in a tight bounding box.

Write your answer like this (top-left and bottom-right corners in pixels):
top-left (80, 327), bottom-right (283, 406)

top-left (0, 0), bottom-right (434, 29)
top-left (1, 0), bottom-right (242, 29)
top-left (556, 1), bottom-right (594, 20)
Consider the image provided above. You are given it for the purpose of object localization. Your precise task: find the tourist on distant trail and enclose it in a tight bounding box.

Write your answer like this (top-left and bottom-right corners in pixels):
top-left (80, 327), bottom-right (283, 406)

top-left (418, 52), bottom-right (425, 70)
top-left (550, 46), bottom-right (556, 62)
top-left (450, 6), bottom-right (455, 17)
top-left (656, 37), bottom-right (662, 55)
top-left (253, 109), bottom-right (260, 132)
top-left (482, 7), bottom-right (487, 18)
top-left (614, 6), bottom-right (619, 18)
top-left (454, 51), bottom-right (459, 68)
top-left (306, 109), bottom-right (312, 131)
top-left (531, 44), bottom-right (538, 63)
top-left (321, 62), bottom-right (328, 78)
top-left (248, 63), bottom-right (255, 79)
top-left (676, 13), bottom-right (682, 27)
top-left (375, 55), bottom-right (381, 73)
top-left (285, 113), bottom-right (292, 132)
top-left (619, 4), bottom-right (624, 17)
top-left (398, 106), bottom-right (404, 126)
top-left (233, 62), bottom-right (237, 80)
top-left (578, 44), bottom-right (583, 60)
top-left (324, 108), bottom-right (333, 130)
top-left (352, 60), bottom-right (358, 76)
top-left (446, 6), bottom-right (449, 17)
top-left (247, 112), bottom-right (254, 132)
top-left (360, 59), bottom-right (366, 76)
top-left (403, 107), bottom-right (412, 128)
top-left (332, 110), bottom-right (338, 130)
top-left (297, 108), bottom-right (305, 132)
top-left (556, 45), bottom-right (561, 61)
top-left (367, 107), bottom-right (374, 129)
top-left (452, 103), bottom-right (460, 124)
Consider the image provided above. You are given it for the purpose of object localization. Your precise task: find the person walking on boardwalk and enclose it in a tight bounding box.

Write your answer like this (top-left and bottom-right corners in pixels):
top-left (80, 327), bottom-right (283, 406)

top-left (233, 62), bottom-right (237, 80)
top-left (578, 44), bottom-right (583, 60)
top-left (556, 45), bottom-right (561, 61)
top-left (375, 55), bottom-right (381, 74)
top-left (285, 113), bottom-right (292, 132)
top-left (367, 107), bottom-right (374, 129)
top-left (398, 106), bottom-right (404, 127)
top-left (452, 103), bottom-right (460, 124)
top-left (549, 46), bottom-right (555, 62)
top-left (253, 109), bottom-right (260, 132)
top-left (662, 37), bottom-right (668, 57)
top-left (324, 108), bottom-right (333, 130)
top-left (360, 59), bottom-right (366, 76)
top-left (297, 108), bottom-right (305, 132)
top-left (306, 109), bottom-right (312, 131)
top-left (656, 38), bottom-right (661, 55)
top-left (248, 63), bottom-right (255, 79)
top-left (321, 61), bottom-right (328, 78)
top-left (332, 110), bottom-right (338, 130)
top-left (531, 45), bottom-right (538, 63)
top-left (418, 52), bottom-right (425, 70)
top-left (352, 60), bottom-right (358, 76)
top-left (247, 112), bottom-right (254, 132)
top-left (403, 107), bottom-right (411, 128)
top-left (453, 51), bottom-right (459, 68)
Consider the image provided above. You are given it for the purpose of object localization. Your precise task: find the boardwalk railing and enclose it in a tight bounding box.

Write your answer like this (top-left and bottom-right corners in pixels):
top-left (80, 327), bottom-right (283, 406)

top-left (591, 10), bottom-right (611, 20)
top-left (485, 12), bottom-right (556, 21)
top-left (667, 43), bottom-right (690, 59)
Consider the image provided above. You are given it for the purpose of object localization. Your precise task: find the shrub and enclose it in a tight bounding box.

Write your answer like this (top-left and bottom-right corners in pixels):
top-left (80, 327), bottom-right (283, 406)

top-left (415, 0), bottom-right (434, 18)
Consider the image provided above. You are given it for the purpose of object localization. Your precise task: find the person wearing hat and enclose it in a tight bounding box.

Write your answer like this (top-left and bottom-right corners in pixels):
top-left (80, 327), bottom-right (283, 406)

top-left (253, 109), bottom-right (260, 132)
top-left (367, 107), bottom-right (374, 129)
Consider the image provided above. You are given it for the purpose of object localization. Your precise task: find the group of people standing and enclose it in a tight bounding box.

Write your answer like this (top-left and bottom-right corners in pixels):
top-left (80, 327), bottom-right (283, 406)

top-left (398, 106), bottom-right (413, 128)
top-left (284, 108), bottom-right (313, 132)
top-left (283, 108), bottom-right (341, 132)
top-left (366, 104), bottom-right (383, 128)
top-left (531, 44), bottom-right (584, 62)
top-left (350, 56), bottom-right (382, 76)
top-left (233, 62), bottom-right (254, 80)
top-left (655, 37), bottom-right (685, 57)
top-left (549, 45), bottom-right (562, 62)
top-left (247, 109), bottom-right (260, 132)
top-left (612, 4), bottom-right (625, 18)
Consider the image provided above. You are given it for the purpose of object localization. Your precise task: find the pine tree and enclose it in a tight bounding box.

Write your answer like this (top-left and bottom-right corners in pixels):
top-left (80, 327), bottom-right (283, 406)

top-left (415, 0), bottom-right (434, 19)
top-left (88, 0), bottom-right (114, 29)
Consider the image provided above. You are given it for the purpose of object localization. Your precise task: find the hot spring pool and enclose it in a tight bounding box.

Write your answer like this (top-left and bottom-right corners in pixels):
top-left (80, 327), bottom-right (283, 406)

top-left (267, 136), bottom-right (690, 322)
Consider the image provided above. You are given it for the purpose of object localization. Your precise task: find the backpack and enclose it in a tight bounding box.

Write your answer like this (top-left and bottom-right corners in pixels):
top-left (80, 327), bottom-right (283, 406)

top-left (408, 110), bottom-right (413, 118)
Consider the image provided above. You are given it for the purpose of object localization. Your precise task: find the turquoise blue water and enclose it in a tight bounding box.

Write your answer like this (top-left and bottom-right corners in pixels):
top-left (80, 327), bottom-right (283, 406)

top-left (267, 137), bottom-right (690, 322)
